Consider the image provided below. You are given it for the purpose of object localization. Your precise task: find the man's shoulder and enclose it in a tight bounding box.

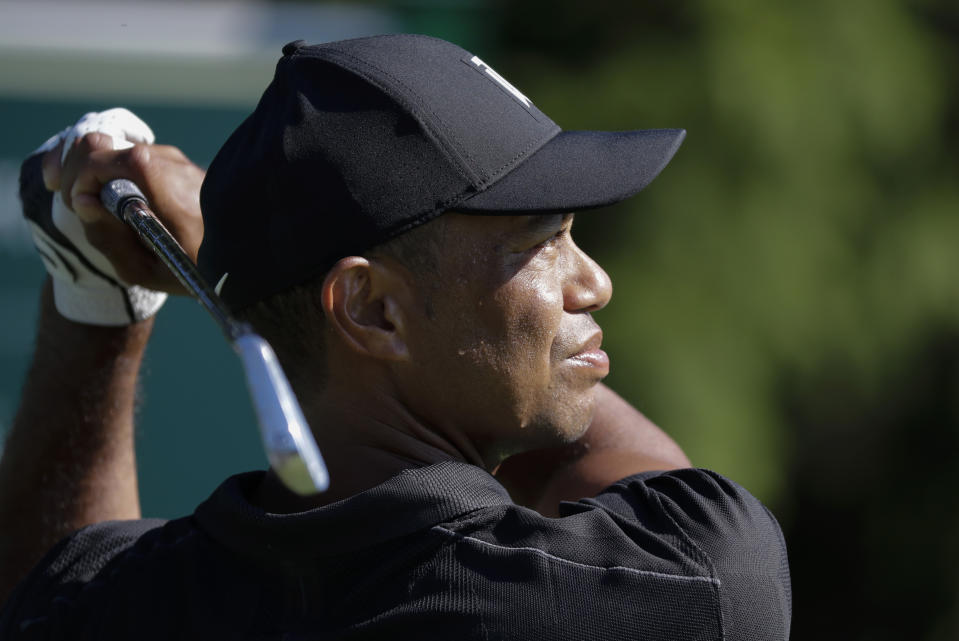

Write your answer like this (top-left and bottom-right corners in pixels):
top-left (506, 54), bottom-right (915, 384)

top-left (588, 468), bottom-right (791, 638)
top-left (442, 467), bottom-right (786, 573)
top-left (429, 467), bottom-right (790, 640)
top-left (582, 467), bottom-right (791, 606)
top-left (577, 468), bottom-right (789, 566)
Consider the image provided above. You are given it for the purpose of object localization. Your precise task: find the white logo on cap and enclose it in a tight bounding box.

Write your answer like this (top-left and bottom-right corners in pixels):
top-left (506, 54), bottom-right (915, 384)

top-left (469, 55), bottom-right (532, 109)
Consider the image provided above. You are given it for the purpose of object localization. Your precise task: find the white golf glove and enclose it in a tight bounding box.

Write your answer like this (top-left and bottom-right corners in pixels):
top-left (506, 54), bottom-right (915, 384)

top-left (21, 108), bottom-right (168, 325)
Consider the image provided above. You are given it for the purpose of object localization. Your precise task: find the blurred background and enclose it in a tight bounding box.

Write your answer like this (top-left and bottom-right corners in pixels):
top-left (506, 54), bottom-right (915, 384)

top-left (1, 0), bottom-right (957, 638)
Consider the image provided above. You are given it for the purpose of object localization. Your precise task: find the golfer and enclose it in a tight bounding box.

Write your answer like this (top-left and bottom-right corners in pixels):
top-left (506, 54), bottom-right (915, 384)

top-left (0, 35), bottom-right (791, 640)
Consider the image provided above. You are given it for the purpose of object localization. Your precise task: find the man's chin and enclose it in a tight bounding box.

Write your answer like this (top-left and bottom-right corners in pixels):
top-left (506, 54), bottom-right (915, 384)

top-left (534, 400), bottom-right (597, 448)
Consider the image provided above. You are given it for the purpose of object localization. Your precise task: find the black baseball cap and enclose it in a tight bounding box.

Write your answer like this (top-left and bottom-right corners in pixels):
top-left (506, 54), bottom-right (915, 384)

top-left (198, 34), bottom-right (685, 311)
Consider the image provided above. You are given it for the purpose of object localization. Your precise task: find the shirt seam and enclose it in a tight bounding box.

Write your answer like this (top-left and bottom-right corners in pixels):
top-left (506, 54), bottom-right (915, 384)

top-left (642, 476), bottom-right (729, 637)
top-left (308, 48), bottom-right (480, 184)
top-left (431, 525), bottom-right (720, 586)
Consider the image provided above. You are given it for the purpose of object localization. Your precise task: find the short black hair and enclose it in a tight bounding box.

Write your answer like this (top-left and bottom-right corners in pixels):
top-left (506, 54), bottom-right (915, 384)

top-left (238, 215), bottom-right (449, 395)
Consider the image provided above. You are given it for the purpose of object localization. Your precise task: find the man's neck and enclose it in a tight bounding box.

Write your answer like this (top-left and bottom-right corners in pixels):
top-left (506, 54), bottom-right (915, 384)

top-left (252, 384), bottom-right (486, 513)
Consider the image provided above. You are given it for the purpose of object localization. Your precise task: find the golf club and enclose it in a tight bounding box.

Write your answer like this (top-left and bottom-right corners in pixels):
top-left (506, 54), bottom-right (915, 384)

top-left (100, 178), bottom-right (329, 495)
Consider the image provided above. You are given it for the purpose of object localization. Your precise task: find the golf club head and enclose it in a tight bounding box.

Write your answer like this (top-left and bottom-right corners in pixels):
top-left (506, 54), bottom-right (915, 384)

top-left (234, 333), bottom-right (330, 494)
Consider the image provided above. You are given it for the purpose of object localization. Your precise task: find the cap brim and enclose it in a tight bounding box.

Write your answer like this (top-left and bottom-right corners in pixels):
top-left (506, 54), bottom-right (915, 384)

top-left (456, 128), bottom-right (686, 214)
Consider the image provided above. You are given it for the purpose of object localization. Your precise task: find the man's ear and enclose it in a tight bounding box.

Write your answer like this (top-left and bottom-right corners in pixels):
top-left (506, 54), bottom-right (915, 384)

top-left (320, 256), bottom-right (410, 361)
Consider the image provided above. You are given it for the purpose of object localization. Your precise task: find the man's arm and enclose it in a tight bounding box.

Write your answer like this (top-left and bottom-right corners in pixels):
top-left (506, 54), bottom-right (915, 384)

top-left (0, 282), bottom-right (151, 604)
top-left (0, 127), bottom-right (204, 606)
top-left (496, 383), bottom-right (690, 516)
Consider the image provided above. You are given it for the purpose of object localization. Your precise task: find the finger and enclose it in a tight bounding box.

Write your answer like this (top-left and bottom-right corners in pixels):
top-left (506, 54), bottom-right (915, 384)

top-left (71, 192), bottom-right (113, 224)
top-left (60, 132), bottom-right (116, 212)
top-left (68, 141), bottom-right (154, 212)
top-left (41, 140), bottom-right (65, 191)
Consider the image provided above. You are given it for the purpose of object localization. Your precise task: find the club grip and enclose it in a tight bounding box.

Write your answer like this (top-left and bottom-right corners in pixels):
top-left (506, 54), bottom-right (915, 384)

top-left (100, 179), bottom-right (147, 222)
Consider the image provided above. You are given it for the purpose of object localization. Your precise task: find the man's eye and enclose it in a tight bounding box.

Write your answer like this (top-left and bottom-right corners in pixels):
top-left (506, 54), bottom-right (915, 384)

top-left (528, 235), bottom-right (556, 252)
top-left (541, 227), bottom-right (568, 247)
top-left (520, 224), bottom-right (570, 254)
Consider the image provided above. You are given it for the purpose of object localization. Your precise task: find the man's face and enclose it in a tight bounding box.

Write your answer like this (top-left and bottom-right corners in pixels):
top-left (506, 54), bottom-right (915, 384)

top-left (396, 212), bottom-right (613, 467)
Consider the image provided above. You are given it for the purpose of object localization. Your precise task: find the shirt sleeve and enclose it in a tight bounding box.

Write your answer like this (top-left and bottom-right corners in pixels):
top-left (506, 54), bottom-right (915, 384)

top-left (0, 519), bottom-right (166, 639)
top-left (570, 468), bottom-right (792, 641)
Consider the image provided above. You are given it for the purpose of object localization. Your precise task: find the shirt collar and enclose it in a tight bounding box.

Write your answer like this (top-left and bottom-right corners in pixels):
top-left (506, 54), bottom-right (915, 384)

top-left (194, 460), bottom-right (511, 566)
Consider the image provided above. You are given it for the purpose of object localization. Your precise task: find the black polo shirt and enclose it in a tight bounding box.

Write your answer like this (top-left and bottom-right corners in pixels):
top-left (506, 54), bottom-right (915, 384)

top-left (0, 462), bottom-right (791, 640)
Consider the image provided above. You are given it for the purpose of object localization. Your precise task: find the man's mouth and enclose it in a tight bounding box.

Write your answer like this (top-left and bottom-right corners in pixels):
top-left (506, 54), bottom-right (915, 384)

top-left (567, 331), bottom-right (609, 374)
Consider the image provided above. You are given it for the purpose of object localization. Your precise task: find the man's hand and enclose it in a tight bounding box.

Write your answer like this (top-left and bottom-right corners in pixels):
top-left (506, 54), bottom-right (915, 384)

top-left (43, 122), bottom-right (205, 294)
top-left (24, 110), bottom-right (160, 326)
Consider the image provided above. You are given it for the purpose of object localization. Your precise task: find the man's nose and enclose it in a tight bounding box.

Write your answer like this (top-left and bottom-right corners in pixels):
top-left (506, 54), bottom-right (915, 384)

top-left (564, 243), bottom-right (612, 313)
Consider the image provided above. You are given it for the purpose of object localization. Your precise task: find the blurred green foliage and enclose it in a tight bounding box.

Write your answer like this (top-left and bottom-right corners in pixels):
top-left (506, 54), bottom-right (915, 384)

top-left (493, 0), bottom-right (959, 637)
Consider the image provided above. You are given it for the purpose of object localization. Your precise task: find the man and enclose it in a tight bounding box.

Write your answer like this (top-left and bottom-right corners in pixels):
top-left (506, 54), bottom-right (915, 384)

top-left (0, 35), bottom-right (791, 639)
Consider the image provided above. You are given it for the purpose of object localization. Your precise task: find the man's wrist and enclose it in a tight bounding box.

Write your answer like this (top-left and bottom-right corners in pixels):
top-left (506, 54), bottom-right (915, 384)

top-left (35, 278), bottom-right (155, 381)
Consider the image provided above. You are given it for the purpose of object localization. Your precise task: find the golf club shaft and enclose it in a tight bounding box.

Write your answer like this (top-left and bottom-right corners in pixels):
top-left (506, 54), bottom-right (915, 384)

top-left (104, 186), bottom-right (240, 341)
top-left (100, 179), bottom-right (329, 494)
